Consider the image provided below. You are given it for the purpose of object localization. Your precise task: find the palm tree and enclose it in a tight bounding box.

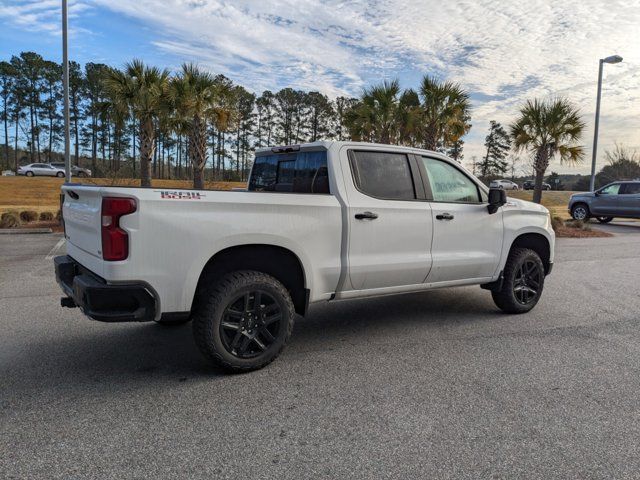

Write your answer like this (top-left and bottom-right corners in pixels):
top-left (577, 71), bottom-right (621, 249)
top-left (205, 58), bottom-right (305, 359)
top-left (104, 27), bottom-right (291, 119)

top-left (104, 59), bottom-right (169, 187)
top-left (346, 79), bottom-right (403, 144)
top-left (419, 76), bottom-right (470, 151)
top-left (510, 98), bottom-right (585, 203)
top-left (169, 64), bottom-right (233, 189)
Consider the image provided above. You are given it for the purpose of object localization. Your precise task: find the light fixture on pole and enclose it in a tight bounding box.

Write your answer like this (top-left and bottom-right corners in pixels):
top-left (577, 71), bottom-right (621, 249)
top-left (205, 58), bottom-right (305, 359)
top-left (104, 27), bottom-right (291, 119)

top-left (62, 0), bottom-right (71, 183)
top-left (589, 54), bottom-right (622, 192)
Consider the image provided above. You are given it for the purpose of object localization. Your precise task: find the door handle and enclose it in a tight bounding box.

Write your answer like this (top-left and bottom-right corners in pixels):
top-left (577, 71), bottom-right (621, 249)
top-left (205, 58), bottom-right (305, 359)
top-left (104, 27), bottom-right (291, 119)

top-left (355, 211), bottom-right (378, 220)
top-left (436, 213), bottom-right (454, 220)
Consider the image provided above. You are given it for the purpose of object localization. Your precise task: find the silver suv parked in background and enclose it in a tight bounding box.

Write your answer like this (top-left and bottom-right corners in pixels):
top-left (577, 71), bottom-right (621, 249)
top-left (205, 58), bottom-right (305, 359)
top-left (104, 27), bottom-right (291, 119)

top-left (569, 181), bottom-right (640, 223)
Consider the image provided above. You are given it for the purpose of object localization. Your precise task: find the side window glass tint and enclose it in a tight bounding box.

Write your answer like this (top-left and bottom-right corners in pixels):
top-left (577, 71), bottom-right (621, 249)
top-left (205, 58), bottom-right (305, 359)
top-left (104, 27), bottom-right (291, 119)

top-left (422, 157), bottom-right (480, 203)
top-left (351, 151), bottom-right (415, 200)
top-left (622, 183), bottom-right (640, 194)
top-left (600, 184), bottom-right (620, 195)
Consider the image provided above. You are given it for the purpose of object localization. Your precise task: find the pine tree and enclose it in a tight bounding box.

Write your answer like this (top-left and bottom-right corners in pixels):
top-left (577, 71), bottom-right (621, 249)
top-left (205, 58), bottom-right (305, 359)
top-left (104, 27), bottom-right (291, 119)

top-left (480, 120), bottom-right (511, 177)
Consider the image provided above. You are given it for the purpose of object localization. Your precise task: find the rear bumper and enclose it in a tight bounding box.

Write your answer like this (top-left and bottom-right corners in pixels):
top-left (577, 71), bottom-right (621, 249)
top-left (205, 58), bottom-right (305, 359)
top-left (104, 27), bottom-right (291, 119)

top-left (54, 255), bottom-right (157, 322)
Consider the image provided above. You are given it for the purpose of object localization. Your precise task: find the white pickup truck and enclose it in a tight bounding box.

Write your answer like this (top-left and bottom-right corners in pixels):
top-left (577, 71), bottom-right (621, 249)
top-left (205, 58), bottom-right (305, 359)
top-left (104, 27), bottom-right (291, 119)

top-left (56, 141), bottom-right (554, 371)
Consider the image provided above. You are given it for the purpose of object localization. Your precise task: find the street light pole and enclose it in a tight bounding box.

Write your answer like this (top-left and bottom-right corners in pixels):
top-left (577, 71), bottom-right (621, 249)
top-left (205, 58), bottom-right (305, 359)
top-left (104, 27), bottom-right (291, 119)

top-left (62, 0), bottom-right (71, 183)
top-left (589, 55), bottom-right (622, 192)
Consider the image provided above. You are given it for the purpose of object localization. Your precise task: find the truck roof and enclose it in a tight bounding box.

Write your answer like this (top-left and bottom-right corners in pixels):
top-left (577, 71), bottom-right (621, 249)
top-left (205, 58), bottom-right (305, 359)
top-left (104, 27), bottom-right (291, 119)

top-left (254, 141), bottom-right (443, 158)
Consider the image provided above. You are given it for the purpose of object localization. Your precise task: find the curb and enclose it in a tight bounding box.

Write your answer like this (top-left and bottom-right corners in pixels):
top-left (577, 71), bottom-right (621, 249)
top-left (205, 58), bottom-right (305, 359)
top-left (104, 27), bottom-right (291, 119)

top-left (0, 228), bottom-right (53, 235)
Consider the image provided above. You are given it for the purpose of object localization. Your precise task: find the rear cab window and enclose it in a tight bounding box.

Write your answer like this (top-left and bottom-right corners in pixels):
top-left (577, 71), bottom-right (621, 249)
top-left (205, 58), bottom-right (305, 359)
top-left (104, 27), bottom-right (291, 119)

top-left (248, 150), bottom-right (329, 194)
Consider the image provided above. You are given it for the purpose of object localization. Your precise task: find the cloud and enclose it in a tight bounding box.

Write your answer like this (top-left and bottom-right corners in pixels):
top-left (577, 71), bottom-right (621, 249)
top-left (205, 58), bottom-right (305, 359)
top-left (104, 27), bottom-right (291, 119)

top-left (2, 0), bottom-right (639, 172)
top-left (0, 0), bottom-right (91, 36)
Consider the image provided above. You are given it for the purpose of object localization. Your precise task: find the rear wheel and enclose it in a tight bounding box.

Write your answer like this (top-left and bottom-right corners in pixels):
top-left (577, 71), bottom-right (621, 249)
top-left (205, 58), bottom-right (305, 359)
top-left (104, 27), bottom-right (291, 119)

top-left (491, 248), bottom-right (545, 314)
top-left (192, 270), bottom-right (294, 372)
top-left (597, 216), bottom-right (613, 223)
top-left (56, 172), bottom-right (64, 178)
top-left (571, 203), bottom-right (589, 221)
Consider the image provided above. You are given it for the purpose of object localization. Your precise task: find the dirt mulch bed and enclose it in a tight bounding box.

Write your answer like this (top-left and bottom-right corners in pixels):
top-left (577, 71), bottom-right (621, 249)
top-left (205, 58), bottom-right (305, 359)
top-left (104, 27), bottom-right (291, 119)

top-left (554, 225), bottom-right (613, 238)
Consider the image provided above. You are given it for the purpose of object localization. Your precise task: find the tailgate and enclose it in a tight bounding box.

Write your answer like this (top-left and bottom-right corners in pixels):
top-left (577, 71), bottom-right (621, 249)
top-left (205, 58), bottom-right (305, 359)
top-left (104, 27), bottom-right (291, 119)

top-left (61, 185), bottom-right (103, 259)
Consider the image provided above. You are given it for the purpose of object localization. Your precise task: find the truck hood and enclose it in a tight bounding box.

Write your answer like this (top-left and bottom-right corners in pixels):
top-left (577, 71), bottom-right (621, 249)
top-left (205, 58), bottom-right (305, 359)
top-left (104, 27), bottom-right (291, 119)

top-left (505, 196), bottom-right (549, 215)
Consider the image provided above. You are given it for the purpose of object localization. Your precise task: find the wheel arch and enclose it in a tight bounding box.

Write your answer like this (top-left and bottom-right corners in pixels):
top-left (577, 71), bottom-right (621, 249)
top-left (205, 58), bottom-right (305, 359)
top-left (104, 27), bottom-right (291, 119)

top-left (508, 232), bottom-right (551, 274)
top-left (191, 244), bottom-right (309, 316)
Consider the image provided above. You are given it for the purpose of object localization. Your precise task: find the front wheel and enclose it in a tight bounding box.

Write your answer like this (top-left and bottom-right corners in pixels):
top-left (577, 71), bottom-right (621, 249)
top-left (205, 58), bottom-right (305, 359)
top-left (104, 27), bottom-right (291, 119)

top-left (571, 204), bottom-right (590, 221)
top-left (56, 172), bottom-right (64, 178)
top-left (192, 270), bottom-right (295, 372)
top-left (597, 216), bottom-right (613, 223)
top-left (491, 248), bottom-right (545, 314)
top-left (26, 171), bottom-right (34, 177)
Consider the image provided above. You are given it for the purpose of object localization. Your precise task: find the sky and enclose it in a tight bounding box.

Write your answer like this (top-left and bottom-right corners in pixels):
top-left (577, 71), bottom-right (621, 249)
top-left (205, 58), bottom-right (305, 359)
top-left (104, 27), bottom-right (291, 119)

top-left (1, 0), bottom-right (639, 174)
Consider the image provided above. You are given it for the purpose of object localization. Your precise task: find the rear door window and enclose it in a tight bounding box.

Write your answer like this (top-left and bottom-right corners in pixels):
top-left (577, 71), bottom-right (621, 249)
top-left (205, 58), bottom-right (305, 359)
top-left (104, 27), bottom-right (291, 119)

top-left (350, 151), bottom-right (416, 200)
top-left (621, 183), bottom-right (640, 194)
top-left (248, 151), bottom-right (329, 194)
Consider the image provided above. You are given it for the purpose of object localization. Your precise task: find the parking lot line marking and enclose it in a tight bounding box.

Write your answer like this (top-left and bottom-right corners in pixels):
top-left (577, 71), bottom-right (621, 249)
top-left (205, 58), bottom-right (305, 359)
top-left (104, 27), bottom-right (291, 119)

top-left (45, 237), bottom-right (66, 260)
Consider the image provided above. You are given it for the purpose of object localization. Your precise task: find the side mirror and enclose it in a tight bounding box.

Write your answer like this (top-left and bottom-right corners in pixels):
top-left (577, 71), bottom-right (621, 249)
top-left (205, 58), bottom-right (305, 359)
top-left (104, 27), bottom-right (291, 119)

top-left (487, 187), bottom-right (507, 214)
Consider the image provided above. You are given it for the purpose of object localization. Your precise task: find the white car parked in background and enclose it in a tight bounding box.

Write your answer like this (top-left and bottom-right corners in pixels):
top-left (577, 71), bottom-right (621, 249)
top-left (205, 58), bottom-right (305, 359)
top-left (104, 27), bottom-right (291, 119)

top-left (490, 179), bottom-right (519, 190)
top-left (56, 141), bottom-right (554, 372)
top-left (18, 163), bottom-right (66, 177)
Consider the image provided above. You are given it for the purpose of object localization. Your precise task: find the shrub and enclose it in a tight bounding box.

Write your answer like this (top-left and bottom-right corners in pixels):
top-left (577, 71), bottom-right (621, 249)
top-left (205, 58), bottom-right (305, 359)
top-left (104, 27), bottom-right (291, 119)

top-left (19, 210), bottom-right (38, 223)
top-left (0, 211), bottom-right (21, 228)
top-left (551, 216), bottom-right (564, 231)
top-left (39, 211), bottom-right (54, 221)
top-left (565, 219), bottom-right (591, 231)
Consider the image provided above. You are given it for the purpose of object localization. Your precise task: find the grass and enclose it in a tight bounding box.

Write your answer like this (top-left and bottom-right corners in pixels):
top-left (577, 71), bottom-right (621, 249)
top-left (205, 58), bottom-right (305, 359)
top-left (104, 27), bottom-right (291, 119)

top-left (0, 177), bottom-right (246, 214)
top-left (508, 190), bottom-right (573, 219)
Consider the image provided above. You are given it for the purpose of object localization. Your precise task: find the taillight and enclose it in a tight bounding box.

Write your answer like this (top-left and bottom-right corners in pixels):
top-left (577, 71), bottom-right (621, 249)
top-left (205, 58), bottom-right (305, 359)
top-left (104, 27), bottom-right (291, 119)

top-left (101, 197), bottom-right (136, 261)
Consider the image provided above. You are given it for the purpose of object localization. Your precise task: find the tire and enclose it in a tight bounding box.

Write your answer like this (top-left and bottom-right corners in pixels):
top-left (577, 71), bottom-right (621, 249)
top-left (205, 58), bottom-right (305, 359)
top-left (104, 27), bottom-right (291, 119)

top-left (192, 270), bottom-right (295, 372)
top-left (491, 248), bottom-right (545, 314)
top-left (56, 172), bottom-right (64, 178)
top-left (571, 203), bottom-right (589, 221)
top-left (597, 216), bottom-right (613, 223)
top-left (26, 171), bottom-right (34, 177)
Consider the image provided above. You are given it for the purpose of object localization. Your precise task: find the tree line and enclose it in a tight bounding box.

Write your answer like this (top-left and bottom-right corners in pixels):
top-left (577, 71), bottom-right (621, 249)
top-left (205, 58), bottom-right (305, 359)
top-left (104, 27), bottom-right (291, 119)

top-left (0, 51), bottom-right (475, 188)
top-left (2, 50), bottom-right (592, 202)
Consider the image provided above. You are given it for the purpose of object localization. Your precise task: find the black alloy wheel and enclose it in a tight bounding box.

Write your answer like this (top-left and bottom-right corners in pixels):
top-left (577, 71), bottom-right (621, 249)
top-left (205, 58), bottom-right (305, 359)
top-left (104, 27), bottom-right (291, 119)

top-left (220, 290), bottom-right (282, 359)
top-left (192, 270), bottom-right (295, 372)
top-left (512, 259), bottom-right (542, 305)
top-left (491, 248), bottom-right (545, 314)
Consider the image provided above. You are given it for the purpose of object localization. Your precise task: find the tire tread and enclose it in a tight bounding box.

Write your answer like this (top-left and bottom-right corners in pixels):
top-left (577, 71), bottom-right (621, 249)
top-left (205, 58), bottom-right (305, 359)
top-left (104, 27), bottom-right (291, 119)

top-left (192, 270), bottom-right (294, 372)
top-left (491, 247), bottom-right (544, 314)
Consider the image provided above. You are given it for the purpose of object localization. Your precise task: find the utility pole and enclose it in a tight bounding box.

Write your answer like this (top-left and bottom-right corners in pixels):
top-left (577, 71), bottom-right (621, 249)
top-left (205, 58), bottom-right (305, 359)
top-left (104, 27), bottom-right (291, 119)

top-left (589, 55), bottom-right (623, 191)
top-left (62, 0), bottom-right (71, 183)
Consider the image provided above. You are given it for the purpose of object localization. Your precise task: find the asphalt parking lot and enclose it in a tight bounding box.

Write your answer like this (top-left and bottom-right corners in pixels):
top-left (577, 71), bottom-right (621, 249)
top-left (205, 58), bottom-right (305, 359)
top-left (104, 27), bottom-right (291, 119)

top-left (2, 223), bottom-right (640, 479)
